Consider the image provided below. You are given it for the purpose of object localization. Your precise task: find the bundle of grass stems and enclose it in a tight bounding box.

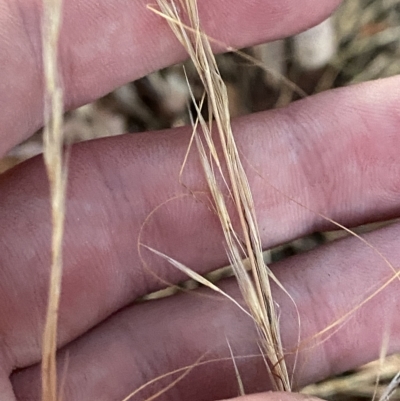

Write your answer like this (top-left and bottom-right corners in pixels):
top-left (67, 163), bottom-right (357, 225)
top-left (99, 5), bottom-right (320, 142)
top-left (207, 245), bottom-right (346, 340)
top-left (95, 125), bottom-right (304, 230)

top-left (39, 0), bottom-right (400, 400)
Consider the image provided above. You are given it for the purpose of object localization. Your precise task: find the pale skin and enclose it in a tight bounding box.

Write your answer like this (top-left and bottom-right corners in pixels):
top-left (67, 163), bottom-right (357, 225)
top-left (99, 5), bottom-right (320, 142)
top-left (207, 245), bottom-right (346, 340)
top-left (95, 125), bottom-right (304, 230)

top-left (1, 0), bottom-right (400, 400)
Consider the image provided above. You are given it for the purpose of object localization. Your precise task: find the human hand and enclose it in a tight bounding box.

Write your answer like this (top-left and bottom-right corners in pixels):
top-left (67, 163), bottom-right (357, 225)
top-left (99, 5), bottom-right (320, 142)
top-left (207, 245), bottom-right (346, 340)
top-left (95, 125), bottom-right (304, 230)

top-left (1, 0), bottom-right (400, 400)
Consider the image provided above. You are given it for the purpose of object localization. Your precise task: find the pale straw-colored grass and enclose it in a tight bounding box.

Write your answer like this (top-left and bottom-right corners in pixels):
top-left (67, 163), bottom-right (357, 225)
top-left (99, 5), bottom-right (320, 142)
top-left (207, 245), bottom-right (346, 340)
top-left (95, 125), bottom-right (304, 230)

top-left (150, 0), bottom-right (291, 391)
top-left (41, 0), bottom-right (66, 399)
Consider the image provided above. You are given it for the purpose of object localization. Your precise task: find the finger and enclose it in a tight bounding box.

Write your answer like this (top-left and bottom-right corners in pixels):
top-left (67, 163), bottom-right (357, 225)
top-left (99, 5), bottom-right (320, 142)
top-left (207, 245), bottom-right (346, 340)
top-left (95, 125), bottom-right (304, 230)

top-left (1, 76), bottom-right (400, 371)
top-left (11, 222), bottom-right (400, 401)
top-left (2, 0), bottom-right (341, 156)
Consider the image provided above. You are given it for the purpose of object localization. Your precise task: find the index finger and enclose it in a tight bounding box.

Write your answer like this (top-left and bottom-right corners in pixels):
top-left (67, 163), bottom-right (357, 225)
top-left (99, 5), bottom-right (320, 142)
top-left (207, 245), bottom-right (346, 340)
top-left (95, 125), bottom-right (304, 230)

top-left (2, 0), bottom-right (341, 156)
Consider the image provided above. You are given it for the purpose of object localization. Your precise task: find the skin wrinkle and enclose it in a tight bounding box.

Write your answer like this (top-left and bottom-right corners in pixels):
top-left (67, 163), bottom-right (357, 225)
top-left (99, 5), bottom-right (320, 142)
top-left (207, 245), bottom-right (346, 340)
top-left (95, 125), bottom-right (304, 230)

top-left (308, 88), bottom-right (398, 223)
top-left (235, 115), bottom-right (310, 236)
top-left (282, 101), bottom-right (343, 215)
top-left (0, 5), bottom-right (38, 156)
top-left (237, 114), bottom-right (309, 241)
top-left (346, 111), bottom-right (400, 210)
top-left (13, 0), bottom-right (42, 69)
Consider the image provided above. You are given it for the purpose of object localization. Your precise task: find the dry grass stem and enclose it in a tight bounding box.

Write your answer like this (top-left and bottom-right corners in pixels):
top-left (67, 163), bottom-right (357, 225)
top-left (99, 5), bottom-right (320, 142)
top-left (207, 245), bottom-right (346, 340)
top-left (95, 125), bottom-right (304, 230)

top-left (227, 339), bottom-right (246, 396)
top-left (379, 372), bottom-right (400, 401)
top-left (153, 0), bottom-right (291, 391)
top-left (41, 0), bottom-right (66, 399)
top-left (121, 354), bottom-right (208, 401)
top-left (302, 355), bottom-right (400, 399)
top-left (122, 354), bottom-right (275, 401)
top-left (144, 246), bottom-right (252, 317)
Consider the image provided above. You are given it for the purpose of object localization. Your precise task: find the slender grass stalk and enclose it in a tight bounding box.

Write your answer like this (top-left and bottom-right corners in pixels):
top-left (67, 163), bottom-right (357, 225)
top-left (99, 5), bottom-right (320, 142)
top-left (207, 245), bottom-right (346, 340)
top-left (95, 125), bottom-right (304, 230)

top-left (41, 0), bottom-right (66, 399)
